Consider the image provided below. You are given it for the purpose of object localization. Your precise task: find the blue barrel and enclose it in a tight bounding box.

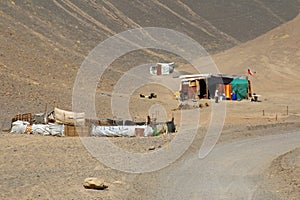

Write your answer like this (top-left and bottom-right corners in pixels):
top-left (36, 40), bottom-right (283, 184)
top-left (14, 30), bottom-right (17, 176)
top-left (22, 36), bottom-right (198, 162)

top-left (232, 93), bottom-right (237, 100)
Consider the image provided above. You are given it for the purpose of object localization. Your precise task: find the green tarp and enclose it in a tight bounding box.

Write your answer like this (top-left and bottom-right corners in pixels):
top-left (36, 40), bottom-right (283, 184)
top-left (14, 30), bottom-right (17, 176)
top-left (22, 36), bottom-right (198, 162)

top-left (231, 78), bottom-right (248, 100)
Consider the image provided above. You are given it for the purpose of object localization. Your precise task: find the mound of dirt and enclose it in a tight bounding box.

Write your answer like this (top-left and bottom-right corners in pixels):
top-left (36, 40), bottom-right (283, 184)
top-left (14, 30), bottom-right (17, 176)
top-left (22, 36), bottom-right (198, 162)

top-left (263, 148), bottom-right (300, 199)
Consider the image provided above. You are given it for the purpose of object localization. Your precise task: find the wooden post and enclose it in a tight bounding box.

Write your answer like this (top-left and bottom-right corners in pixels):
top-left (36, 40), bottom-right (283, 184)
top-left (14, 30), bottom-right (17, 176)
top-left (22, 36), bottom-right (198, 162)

top-left (205, 78), bottom-right (209, 99)
top-left (248, 80), bottom-right (252, 98)
top-left (287, 106), bottom-right (289, 116)
top-left (196, 80), bottom-right (200, 100)
top-left (276, 114), bottom-right (278, 121)
top-left (262, 110), bottom-right (265, 116)
top-left (44, 103), bottom-right (48, 124)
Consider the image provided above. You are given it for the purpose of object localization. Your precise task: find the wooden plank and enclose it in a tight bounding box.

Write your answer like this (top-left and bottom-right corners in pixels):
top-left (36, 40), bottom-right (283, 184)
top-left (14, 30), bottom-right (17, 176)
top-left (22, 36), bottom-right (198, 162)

top-left (156, 64), bottom-right (162, 75)
top-left (248, 80), bottom-right (252, 98)
top-left (64, 125), bottom-right (90, 137)
top-left (196, 80), bottom-right (200, 99)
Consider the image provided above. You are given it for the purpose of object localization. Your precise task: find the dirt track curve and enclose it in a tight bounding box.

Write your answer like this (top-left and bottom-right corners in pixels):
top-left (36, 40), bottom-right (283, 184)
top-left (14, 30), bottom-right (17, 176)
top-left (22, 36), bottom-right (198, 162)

top-left (142, 131), bottom-right (300, 199)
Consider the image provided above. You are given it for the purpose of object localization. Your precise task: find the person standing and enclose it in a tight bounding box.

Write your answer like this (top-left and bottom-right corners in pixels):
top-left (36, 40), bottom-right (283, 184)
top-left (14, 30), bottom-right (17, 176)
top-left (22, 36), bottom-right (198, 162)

top-left (215, 89), bottom-right (219, 103)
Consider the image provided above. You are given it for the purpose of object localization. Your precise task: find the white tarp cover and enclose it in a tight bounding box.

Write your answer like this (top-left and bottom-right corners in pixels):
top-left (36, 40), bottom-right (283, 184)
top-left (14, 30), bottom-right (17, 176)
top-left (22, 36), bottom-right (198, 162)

top-left (150, 62), bottom-right (175, 75)
top-left (11, 121), bottom-right (64, 136)
top-left (54, 108), bottom-right (85, 125)
top-left (32, 123), bottom-right (64, 136)
top-left (32, 124), bottom-right (51, 135)
top-left (48, 123), bottom-right (64, 136)
top-left (91, 125), bottom-right (153, 137)
top-left (11, 120), bottom-right (29, 133)
top-left (160, 62), bottom-right (175, 75)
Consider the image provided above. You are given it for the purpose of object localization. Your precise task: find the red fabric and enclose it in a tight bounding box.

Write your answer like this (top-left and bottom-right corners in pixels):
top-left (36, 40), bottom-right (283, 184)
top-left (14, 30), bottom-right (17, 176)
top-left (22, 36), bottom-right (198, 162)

top-left (248, 68), bottom-right (253, 76)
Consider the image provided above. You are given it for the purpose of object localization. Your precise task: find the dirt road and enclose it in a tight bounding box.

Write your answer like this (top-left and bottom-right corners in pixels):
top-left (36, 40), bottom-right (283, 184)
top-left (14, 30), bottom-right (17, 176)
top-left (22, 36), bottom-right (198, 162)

top-left (147, 131), bottom-right (300, 200)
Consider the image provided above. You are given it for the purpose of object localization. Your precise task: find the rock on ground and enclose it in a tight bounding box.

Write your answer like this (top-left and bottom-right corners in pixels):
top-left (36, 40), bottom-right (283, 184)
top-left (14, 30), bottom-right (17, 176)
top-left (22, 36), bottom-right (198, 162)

top-left (83, 178), bottom-right (108, 190)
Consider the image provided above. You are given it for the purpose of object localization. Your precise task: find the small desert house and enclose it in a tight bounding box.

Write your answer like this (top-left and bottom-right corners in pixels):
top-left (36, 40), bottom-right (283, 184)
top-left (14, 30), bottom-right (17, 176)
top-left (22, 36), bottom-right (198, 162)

top-left (179, 74), bottom-right (252, 100)
top-left (150, 62), bottom-right (175, 75)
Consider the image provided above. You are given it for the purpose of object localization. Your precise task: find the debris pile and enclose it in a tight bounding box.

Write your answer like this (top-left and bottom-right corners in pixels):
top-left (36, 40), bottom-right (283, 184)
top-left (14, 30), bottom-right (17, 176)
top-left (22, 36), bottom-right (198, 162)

top-left (10, 108), bottom-right (176, 137)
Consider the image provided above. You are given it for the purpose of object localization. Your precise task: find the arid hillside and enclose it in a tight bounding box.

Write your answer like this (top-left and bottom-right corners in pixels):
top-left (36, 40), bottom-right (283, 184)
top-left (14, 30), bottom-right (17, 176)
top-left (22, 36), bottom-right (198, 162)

top-left (1, 1), bottom-right (300, 199)
top-left (214, 13), bottom-right (300, 104)
top-left (215, 12), bottom-right (300, 84)
top-left (0, 0), bottom-right (300, 129)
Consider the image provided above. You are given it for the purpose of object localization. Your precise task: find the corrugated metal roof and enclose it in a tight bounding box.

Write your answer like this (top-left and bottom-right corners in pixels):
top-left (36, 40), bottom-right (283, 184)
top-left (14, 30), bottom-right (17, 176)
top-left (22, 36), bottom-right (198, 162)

top-left (179, 73), bottom-right (248, 80)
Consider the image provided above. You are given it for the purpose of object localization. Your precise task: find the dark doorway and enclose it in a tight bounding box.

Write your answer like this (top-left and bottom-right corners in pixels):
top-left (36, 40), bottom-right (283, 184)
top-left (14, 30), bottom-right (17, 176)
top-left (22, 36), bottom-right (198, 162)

top-left (199, 79), bottom-right (207, 99)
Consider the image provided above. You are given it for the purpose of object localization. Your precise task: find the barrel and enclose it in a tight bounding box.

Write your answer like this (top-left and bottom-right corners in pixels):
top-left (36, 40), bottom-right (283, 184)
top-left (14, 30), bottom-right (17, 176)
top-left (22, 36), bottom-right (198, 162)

top-left (232, 93), bottom-right (237, 100)
top-left (225, 84), bottom-right (232, 99)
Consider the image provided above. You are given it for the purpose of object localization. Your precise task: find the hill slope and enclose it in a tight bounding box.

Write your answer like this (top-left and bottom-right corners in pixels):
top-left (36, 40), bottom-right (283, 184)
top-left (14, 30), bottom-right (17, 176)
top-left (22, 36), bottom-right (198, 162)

top-left (0, 0), bottom-right (299, 129)
top-left (214, 14), bottom-right (300, 96)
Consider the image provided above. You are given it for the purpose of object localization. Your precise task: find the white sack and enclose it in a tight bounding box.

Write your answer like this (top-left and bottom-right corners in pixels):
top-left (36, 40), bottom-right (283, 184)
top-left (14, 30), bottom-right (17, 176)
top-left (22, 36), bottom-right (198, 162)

top-left (32, 124), bottom-right (51, 135)
top-left (49, 123), bottom-right (64, 136)
top-left (11, 121), bottom-right (29, 133)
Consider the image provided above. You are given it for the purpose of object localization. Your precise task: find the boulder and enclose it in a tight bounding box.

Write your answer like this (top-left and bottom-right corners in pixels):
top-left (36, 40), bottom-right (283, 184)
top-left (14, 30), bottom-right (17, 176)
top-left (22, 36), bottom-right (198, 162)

top-left (83, 178), bottom-right (108, 190)
top-left (148, 146), bottom-right (155, 151)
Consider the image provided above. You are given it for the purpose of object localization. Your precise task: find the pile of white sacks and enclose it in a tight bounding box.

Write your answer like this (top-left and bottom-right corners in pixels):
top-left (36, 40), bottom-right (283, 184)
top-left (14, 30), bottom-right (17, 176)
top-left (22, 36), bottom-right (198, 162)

top-left (10, 120), bottom-right (64, 136)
